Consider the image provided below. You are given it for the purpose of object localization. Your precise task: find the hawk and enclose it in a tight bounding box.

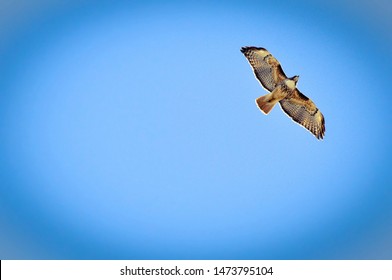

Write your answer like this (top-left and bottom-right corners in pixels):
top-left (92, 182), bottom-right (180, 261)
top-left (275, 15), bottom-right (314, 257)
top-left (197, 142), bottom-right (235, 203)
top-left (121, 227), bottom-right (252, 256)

top-left (241, 46), bottom-right (325, 139)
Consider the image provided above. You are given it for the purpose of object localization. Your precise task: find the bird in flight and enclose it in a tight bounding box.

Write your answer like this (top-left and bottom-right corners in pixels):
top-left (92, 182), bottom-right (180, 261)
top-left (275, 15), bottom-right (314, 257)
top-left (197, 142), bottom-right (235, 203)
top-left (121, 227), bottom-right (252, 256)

top-left (241, 46), bottom-right (325, 139)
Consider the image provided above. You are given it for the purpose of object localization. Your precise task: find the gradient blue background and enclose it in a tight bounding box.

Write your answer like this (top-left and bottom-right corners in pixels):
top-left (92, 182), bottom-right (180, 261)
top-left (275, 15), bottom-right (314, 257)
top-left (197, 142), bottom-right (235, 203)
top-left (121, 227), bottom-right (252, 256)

top-left (0, 0), bottom-right (391, 259)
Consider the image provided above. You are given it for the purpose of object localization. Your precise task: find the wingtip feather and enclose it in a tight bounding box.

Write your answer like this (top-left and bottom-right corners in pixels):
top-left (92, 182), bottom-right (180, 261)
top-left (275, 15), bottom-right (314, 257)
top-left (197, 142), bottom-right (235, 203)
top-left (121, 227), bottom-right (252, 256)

top-left (240, 46), bottom-right (267, 53)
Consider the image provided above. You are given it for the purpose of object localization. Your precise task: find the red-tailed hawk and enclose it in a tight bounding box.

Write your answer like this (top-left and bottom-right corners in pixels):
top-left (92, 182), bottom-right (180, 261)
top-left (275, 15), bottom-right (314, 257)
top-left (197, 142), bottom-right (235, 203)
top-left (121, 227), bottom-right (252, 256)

top-left (241, 46), bottom-right (325, 139)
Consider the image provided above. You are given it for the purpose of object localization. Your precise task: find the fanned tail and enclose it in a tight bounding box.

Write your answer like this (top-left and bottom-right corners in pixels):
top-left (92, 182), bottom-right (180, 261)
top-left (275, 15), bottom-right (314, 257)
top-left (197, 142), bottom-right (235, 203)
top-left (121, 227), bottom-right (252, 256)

top-left (255, 94), bottom-right (278, 114)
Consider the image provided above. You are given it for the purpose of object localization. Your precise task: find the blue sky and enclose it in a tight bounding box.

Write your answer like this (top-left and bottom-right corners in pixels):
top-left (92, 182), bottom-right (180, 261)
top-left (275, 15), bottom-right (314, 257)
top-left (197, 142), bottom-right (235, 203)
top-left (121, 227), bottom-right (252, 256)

top-left (0, 0), bottom-right (391, 259)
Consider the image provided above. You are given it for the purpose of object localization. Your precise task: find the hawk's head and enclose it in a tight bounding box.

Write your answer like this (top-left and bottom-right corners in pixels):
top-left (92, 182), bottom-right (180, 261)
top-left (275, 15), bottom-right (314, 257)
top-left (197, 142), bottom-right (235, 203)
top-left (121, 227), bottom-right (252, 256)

top-left (285, 75), bottom-right (300, 90)
top-left (291, 75), bottom-right (299, 84)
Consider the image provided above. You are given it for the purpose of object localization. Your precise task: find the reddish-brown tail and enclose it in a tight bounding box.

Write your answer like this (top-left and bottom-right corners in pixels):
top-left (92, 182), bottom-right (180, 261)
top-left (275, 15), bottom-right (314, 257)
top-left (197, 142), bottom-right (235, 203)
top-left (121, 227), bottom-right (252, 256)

top-left (255, 95), bottom-right (277, 114)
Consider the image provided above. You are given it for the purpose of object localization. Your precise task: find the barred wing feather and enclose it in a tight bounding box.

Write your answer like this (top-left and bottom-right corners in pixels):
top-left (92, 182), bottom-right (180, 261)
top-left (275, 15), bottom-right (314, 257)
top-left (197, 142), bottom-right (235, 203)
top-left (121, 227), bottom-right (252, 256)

top-left (279, 90), bottom-right (325, 139)
top-left (240, 46), bottom-right (287, 92)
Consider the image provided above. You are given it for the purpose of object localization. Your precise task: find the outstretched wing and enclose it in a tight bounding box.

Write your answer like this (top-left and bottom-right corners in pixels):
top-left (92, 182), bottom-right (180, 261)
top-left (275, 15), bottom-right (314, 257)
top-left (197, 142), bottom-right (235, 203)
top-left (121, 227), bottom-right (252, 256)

top-left (241, 46), bottom-right (287, 92)
top-left (279, 89), bottom-right (325, 139)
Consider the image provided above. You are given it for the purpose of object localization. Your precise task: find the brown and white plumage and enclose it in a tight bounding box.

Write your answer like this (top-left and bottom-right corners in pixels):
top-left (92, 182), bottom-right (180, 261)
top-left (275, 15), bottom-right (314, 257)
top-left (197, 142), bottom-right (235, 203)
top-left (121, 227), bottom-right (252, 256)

top-left (241, 46), bottom-right (325, 139)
